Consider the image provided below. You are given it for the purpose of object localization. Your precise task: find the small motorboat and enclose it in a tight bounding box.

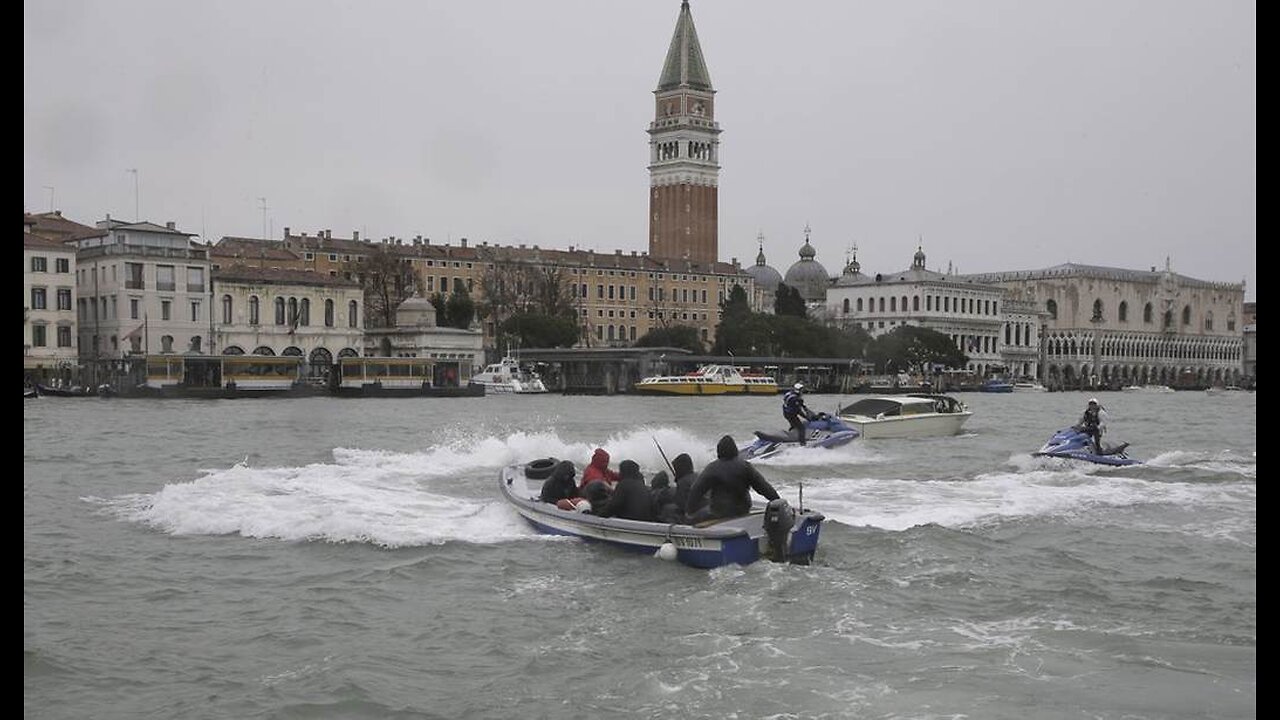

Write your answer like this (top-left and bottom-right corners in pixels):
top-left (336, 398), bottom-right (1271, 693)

top-left (836, 394), bottom-right (971, 439)
top-left (500, 459), bottom-right (825, 568)
top-left (738, 412), bottom-right (860, 460)
top-left (1033, 426), bottom-right (1141, 466)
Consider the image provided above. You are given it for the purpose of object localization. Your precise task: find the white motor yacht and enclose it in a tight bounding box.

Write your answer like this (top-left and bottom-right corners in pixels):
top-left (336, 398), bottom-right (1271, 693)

top-left (472, 356), bottom-right (549, 394)
top-left (836, 394), bottom-right (972, 439)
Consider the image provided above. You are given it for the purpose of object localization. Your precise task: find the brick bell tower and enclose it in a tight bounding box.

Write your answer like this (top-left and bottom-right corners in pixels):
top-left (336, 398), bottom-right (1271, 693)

top-left (648, 0), bottom-right (720, 264)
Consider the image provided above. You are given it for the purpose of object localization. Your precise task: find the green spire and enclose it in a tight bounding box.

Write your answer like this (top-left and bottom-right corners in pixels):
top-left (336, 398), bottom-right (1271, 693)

top-left (657, 1), bottom-right (713, 92)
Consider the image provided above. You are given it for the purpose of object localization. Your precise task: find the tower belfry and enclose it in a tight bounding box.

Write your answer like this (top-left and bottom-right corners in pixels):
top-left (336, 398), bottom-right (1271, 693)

top-left (648, 0), bottom-right (721, 264)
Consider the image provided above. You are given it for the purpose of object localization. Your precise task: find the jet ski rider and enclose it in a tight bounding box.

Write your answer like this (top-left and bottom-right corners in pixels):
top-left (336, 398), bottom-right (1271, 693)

top-left (1077, 398), bottom-right (1107, 454)
top-left (782, 383), bottom-right (814, 446)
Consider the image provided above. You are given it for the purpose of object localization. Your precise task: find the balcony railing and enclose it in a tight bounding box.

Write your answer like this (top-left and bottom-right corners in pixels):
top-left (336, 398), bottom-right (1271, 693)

top-left (125, 280), bottom-right (145, 290)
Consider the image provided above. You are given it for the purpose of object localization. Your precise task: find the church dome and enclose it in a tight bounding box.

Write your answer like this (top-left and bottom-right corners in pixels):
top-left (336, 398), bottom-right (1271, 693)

top-left (745, 242), bottom-right (783, 293)
top-left (783, 236), bottom-right (831, 302)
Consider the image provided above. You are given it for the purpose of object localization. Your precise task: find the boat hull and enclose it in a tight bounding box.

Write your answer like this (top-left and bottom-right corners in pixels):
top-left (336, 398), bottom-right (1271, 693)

top-left (500, 464), bottom-right (823, 568)
top-left (633, 382), bottom-right (777, 395)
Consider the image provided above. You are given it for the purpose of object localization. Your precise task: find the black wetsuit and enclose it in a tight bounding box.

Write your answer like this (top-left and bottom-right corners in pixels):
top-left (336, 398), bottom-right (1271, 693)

top-left (686, 436), bottom-right (780, 523)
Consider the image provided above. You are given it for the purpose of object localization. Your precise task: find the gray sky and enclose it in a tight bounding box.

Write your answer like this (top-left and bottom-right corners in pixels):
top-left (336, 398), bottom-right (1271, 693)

top-left (24, 0), bottom-right (1255, 299)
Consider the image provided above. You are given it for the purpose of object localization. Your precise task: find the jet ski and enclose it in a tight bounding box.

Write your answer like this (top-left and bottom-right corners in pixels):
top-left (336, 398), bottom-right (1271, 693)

top-left (739, 412), bottom-right (860, 460)
top-left (1033, 426), bottom-right (1142, 466)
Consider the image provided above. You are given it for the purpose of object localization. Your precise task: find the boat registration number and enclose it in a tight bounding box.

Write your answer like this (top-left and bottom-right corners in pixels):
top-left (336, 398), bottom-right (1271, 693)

top-left (671, 536), bottom-right (705, 549)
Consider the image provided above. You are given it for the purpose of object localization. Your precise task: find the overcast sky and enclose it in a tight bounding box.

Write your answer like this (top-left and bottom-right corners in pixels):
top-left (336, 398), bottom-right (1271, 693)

top-left (24, 0), bottom-right (1255, 299)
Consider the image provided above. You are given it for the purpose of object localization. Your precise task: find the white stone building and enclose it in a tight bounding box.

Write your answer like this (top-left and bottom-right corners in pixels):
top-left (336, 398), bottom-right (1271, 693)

top-left (966, 261), bottom-right (1245, 388)
top-left (24, 220), bottom-right (78, 382)
top-left (212, 265), bottom-right (365, 382)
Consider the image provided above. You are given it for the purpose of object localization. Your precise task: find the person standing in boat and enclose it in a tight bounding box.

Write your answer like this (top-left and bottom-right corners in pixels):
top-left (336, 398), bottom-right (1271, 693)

top-left (782, 383), bottom-right (814, 445)
top-left (1076, 398), bottom-right (1108, 454)
top-left (594, 460), bottom-right (655, 522)
top-left (685, 436), bottom-right (781, 524)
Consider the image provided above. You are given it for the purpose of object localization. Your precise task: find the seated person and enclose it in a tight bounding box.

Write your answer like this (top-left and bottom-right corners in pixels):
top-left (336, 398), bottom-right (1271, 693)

top-left (594, 460), bottom-right (655, 522)
top-left (685, 435), bottom-right (781, 524)
top-left (538, 461), bottom-right (577, 504)
top-left (580, 447), bottom-right (620, 491)
top-left (648, 470), bottom-right (682, 524)
top-left (670, 453), bottom-right (704, 516)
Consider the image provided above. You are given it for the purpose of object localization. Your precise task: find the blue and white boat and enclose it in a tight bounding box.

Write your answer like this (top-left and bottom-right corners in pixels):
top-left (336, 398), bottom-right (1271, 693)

top-left (500, 460), bottom-right (825, 569)
top-left (738, 412), bottom-right (860, 460)
top-left (1033, 426), bottom-right (1142, 466)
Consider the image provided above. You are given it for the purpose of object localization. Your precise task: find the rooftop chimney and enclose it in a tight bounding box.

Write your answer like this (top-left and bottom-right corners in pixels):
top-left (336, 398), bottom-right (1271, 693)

top-left (461, 238), bottom-right (468, 248)
top-left (283, 226), bottom-right (291, 238)
top-left (352, 230), bottom-right (359, 242)
top-left (166, 221), bottom-right (176, 230)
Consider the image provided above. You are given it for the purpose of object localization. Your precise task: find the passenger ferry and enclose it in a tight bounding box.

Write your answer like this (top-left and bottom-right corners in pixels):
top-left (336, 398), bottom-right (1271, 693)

top-left (633, 364), bottom-right (778, 395)
top-left (332, 357), bottom-right (483, 397)
top-left (140, 354), bottom-right (307, 396)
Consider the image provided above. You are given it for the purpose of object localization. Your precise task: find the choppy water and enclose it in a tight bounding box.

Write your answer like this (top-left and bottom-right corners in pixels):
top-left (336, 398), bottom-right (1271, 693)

top-left (24, 390), bottom-right (1255, 719)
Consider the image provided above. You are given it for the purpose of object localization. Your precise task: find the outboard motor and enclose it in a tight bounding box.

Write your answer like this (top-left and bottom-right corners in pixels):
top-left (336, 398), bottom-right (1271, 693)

top-left (762, 498), bottom-right (796, 562)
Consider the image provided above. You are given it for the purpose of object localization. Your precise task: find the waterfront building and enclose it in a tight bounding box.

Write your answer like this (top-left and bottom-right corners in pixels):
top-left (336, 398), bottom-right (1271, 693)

top-left (825, 246), bottom-right (1031, 376)
top-left (362, 294), bottom-right (483, 384)
top-left (212, 265), bottom-right (364, 383)
top-left (966, 261), bottom-right (1245, 388)
top-left (68, 218), bottom-right (211, 385)
top-left (24, 215), bottom-right (80, 383)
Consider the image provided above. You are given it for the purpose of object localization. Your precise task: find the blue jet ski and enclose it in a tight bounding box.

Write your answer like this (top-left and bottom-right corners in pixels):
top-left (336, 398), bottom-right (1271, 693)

top-left (740, 412), bottom-right (860, 460)
top-left (1033, 426), bottom-right (1141, 466)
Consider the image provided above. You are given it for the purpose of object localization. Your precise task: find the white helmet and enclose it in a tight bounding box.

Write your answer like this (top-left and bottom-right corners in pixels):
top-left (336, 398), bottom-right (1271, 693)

top-left (793, 383), bottom-right (805, 392)
top-left (1088, 398), bottom-right (1098, 405)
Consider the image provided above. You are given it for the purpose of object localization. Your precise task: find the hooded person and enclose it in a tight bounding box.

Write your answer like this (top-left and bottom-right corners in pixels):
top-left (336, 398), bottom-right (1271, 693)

top-left (595, 460), bottom-right (656, 522)
top-left (580, 448), bottom-right (620, 489)
top-left (685, 435), bottom-right (780, 524)
top-left (1077, 398), bottom-right (1107, 453)
top-left (648, 470), bottom-right (681, 523)
top-left (670, 452), bottom-right (703, 516)
top-left (539, 460), bottom-right (578, 504)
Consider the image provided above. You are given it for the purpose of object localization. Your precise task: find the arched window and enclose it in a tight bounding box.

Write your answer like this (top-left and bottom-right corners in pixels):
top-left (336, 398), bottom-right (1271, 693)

top-left (1092, 299), bottom-right (1104, 321)
top-left (913, 296), bottom-right (920, 311)
top-left (1005, 325), bottom-right (1011, 344)
top-left (253, 345), bottom-right (275, 356)
top-left (249, 296), bottom-right (260, 325)
top-left (221, 295), bottom-right (233, 324)
top-left (1118, 301), bottom-right (1128, 322)
top-left (1182, 305), bottom-right (1191, 325)
top-left (842, 298), bottom-right (850, 314)
top-left (1144, 303), bottom-right (1153, 323)
top-left (275, 297), bottom-right (286, 325)
top-left (856, 298), bottom-right (863, 312)
top-left (901, 296), bottom-right (908, 312)
top-left (324, 299), bottom-right (335, 327)
top-left (890, 296), bottom-right (897, 312)
top-left (878, 297), bottom-right (885, 312)
top-left (161, 335), bottom-right (174, 353)
top-left (1204, 311), bottom-right (1213, 331)
top-left (607, 325), bottom-right (615, 341)
top-left (287, 298), bottom-right (298, 327)
top-left (223, 345), bottom-right (245, 355)
top-left (1046, 299), bottom-right (1057, 320)
top-left (348, 300), bottom-right (359, 328)
top-left (189, 336), bottom-right (202, 353)
top-left (300, 298), bottom-right (311, 326)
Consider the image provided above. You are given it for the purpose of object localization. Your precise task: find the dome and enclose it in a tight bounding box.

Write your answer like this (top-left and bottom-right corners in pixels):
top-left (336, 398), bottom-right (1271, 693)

top-left (784, 238), bottom-right (831, 302)
top-left (745, 242), bottom-right (783, 293)
top-left (395, 294), bottom-right (438, 327)
top-left (833, 249), bottom-right (870, 287)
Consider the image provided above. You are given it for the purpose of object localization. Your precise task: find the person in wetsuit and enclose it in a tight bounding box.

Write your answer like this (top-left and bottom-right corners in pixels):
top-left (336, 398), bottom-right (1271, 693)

top-left (782, 383), bottom-right (813, 446)
top-left (1077, 398), bottom-right (1106, 454)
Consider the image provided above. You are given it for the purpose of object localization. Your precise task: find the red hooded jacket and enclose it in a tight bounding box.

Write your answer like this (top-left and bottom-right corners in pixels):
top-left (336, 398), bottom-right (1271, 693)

top-left (580, 448), bottom-right (620, 488)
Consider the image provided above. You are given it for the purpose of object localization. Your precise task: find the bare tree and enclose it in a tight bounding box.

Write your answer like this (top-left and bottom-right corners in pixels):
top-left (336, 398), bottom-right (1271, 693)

top-left (359, 245), bottom-right (415, 328)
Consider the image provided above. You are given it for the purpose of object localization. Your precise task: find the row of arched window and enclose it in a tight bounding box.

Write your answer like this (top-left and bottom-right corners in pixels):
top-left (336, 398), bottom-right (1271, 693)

top-left (221, 295), bottom-right (359, 328)
top-left (1046, 299), bottom-right (1236, 332)
top-left (840, 294), bottom-right (999, 316)
top-left (1044, 333), bottom-right (1242, 362)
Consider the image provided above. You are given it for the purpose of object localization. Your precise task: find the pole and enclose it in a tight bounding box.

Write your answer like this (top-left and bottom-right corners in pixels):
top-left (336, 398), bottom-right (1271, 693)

top-left (652, 436), bottom-right (676, 478)
top-left (127, 168), bottom-right (139, 221)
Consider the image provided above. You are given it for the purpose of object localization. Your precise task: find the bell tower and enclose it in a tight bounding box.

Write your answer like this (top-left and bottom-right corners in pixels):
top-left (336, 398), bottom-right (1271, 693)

top-left (648, 0), bottom-right (720, 264)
